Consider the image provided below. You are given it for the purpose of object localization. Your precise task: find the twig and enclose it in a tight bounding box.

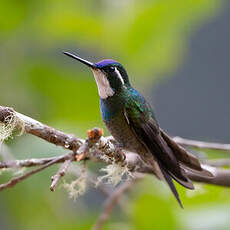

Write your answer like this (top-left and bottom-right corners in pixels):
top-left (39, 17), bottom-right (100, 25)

top-left (173, 136), bottom-right (230, 151)
top-left (76, 128), bottom-right (104, 161)
top-left (1, 154), bottom-right (230, 187)
top-left (205, 159), bottom-right (230, 167)
top-left (50, 157), bottom-right (73, 191)
top-left (92, 178), bottom-right (140, 230)
top-left (0, 153), bottom-right (74, 191)
top-left (0, 156), bottom-right (71, 169)
top-left (187, 166), bottom-right (230, 186)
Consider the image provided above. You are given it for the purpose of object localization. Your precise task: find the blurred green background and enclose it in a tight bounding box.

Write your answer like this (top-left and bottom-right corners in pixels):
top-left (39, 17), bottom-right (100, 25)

top-left (1, 0), bottom-right (230, 229)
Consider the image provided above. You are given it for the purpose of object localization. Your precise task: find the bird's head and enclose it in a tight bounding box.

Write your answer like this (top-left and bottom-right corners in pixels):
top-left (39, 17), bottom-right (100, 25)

top-left (64, 52), bottom-right (130, 99)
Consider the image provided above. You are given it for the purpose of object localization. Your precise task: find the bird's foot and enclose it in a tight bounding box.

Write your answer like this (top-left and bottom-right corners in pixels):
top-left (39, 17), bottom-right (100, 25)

top-left (114, 146), bottom-right (126, 164)
top-left (75, 152), bottom-right (86, 161)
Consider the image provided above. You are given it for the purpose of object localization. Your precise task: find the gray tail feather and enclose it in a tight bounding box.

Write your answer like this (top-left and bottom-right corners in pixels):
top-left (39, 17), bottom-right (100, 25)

top-left (160, 129), bottom-right (201, 171)
top-left (168, 169), bottom-right (194, 190)
top-left (159, 162), bottom-right (184, 208)
top-left (160, 129), bottom-right (213, 178)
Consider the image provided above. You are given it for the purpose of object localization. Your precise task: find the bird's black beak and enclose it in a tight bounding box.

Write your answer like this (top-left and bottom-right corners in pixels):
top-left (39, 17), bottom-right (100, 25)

top-left (63, 51), bottom-right (96, 69)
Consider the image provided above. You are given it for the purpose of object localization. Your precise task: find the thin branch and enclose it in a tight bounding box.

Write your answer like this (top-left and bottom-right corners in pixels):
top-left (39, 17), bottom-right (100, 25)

top-left (92, 178), bottom-right (140, 230)
top-left (205, 159), bottom-right (230, 167)
top-left (173, 136), bottom-right (230, 151)
top-left (0, 153), bottom-right (74, 191)
top-left (187, 166), bottom-right (230, 187)
top-left (50, 157), bottom-right (73, 192)
top-left (0, 156), bottom-right (70, 169)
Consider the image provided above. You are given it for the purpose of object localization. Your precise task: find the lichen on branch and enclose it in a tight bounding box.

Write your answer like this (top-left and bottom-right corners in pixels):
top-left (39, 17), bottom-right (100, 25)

top-left (0, 105), bottom-right (230, 196)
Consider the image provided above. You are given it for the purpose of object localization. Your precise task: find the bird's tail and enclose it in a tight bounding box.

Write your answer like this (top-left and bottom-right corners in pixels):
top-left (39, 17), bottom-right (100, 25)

top-left (160, 129), bottom-right (213, 178)
top-left (153, 129), bottom-right (213, 208)
top-left (158, 161), bottom-right (184, 208)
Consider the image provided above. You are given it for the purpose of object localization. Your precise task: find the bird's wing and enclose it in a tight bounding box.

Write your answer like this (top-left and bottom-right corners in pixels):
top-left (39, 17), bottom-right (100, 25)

top-left (124, 96), bottom-right (193, 207)
top-left (124, 96), bottom-right (191, 182)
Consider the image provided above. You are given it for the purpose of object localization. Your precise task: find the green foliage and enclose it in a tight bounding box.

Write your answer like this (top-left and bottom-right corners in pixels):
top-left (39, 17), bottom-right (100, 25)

top-left (131, 193), bottom-right (177, 229)
top-left (0, 0), bottom-right (227, 229)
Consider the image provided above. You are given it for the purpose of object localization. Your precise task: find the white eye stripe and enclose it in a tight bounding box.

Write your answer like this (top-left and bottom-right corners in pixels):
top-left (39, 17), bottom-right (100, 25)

top-left (114, 67), bottom-right (124, 85)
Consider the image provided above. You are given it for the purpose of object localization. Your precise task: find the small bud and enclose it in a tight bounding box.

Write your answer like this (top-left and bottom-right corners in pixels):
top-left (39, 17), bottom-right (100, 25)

top-left (87, 128), bottom-right (104, 140)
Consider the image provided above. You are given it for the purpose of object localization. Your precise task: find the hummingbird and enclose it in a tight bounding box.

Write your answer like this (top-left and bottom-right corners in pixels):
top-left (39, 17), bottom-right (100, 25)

top-left (63, 51), bottom-right (211, 208)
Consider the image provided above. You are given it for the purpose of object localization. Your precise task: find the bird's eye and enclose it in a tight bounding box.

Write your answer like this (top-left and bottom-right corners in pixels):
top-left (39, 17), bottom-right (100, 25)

top-left (108, 66), bottom-right (115, 72)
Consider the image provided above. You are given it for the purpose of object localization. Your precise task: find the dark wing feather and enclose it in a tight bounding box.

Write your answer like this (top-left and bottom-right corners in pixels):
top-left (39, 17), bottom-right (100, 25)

top-left (136, 117), bottom-right (194, 189)
top-left (160, 129), bottom-right (213, 178)
top-left (124, 94), bottom-right (194, 207)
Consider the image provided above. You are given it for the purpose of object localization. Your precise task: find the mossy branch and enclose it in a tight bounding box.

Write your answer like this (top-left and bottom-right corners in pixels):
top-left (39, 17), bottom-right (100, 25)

top-left (1, 105), bottom-right (230, 229)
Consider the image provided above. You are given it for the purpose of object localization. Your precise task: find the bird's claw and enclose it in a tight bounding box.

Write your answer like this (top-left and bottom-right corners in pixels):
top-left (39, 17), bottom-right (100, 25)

top-left (114, 148), bottom-right (126, 163)
top-left (75, 153), bottom-right (86, 161)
